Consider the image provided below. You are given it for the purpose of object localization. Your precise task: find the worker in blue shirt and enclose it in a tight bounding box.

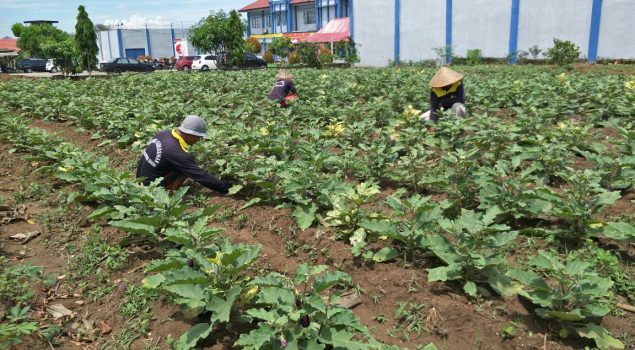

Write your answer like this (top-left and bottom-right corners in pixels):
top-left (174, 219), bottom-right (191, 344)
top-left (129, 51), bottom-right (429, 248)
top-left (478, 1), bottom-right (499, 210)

top-left (136, 115), bottom-right (230, 193)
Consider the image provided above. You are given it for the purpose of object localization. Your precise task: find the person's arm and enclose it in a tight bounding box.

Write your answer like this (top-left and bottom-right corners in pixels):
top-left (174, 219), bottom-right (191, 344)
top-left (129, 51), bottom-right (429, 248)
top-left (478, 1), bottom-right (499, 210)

top-left (168, 153), bottom-right (229, 194)
top-left (429, 90), bottom-right (439, 121)
top-left (288, 80), bottom-right (297, 94)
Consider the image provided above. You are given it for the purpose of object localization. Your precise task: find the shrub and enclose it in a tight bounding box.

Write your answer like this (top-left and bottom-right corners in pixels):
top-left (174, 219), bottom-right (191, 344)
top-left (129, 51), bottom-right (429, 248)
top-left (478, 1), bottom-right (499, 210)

top-left (263, 50), bottom-right (273, 64)
top-left (288, 50), bottom-right (300, 65)
top-left (270, 36), bottom-right (293, 62)
top-left (528, 45), bottom-right (542, 59)
top-left (545, 39), bottom-right (581, 67)
top-left (296, 42), bottom-right (321, 67)
top-left (318, 47), bottom-right (334, 64)
top-left (466, 49), bottom-right (482, 65)
top-left (245, 37), bottom-right (262, 54)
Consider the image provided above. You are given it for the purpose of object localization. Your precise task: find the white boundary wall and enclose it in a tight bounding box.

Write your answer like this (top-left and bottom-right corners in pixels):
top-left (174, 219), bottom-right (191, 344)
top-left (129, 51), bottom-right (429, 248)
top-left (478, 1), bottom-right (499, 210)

top-left (353, 0), bottom-right (634, 66)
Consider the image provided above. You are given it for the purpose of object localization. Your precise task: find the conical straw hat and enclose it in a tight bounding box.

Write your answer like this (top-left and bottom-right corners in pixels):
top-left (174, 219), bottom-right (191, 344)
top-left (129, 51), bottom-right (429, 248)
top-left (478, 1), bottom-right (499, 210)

top-left (276, 70), bottom-right (294, 80)
top-left (430, 67), bottom-right (464, 88)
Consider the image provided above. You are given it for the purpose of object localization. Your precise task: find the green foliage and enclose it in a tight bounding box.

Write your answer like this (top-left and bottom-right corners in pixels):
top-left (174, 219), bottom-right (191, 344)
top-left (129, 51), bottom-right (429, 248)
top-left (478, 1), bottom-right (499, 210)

top-left (318, 47), bottom-right (334, 65)
top-left (269, 36), bottom-right (293, 61)
top-left (0, 257), bottom-right (45, 307)
top-left (236, 263), bottom-right (387, 349)
top-left (334, 39), bottom-right (360, 65)
top-left (0, 306), bottom-right (39, 349)
top-left (427, 207), bottom-right (518, 297)
top-left (11, 22), bottom-right (69, 57)
top-left (189, 10), bottom-right (245, 65)
top-left (41, 38), bottom-right (78, 76)
top-left (295, 42), bottom-right (321, 67)
top-left (545, 38), bottom-right (581, 68)
top-left (74, 5), bottom-right (99, 73)
top-left (466, 49), bottom-right (482, 65)
top-left (245, 37), bottom-right (262, 54)
top-left (262, 50), bottom-right (273, 64)
top-left (508, 251), bottom-right (623, 349)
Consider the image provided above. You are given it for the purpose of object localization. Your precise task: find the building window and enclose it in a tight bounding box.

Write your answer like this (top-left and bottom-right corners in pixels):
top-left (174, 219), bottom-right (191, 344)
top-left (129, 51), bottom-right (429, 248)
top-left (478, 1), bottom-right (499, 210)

top-left (303, 10), bottom-right (316, 25)
top-left (251, 16), bottom-right (262, 29)
top-left (276, 13), bottom-right (287, 27)
top-left (265, 14), bottom-right (271, 28)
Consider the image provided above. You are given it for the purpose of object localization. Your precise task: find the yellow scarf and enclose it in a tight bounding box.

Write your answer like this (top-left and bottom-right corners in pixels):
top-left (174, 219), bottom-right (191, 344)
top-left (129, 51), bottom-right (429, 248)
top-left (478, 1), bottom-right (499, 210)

top-left (432, 81), bottom-right (462, 98)
top-left (171, 129), bottom-right (189, 152)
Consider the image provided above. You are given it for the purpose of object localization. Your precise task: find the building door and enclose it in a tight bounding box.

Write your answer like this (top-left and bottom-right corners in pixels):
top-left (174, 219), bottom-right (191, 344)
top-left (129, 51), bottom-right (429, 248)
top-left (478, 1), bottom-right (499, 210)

top-left (125, 48), bottom-right (146, 59)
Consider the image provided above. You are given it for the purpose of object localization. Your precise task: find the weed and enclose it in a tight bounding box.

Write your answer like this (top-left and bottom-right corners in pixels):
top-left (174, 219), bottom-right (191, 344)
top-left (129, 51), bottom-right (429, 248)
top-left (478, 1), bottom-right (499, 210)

top-left (373, 314), bottom-right (388, 323)
top-left (13, 178), bottom-right (52, 202)
top-left (392, 302), bottom-right (428, 341)
top-left (68, 227), bottom-right (128, 280)
top-left (284, 239), bottom-right (300, 257)
top-left (236, 214), bottom-right (248, 229)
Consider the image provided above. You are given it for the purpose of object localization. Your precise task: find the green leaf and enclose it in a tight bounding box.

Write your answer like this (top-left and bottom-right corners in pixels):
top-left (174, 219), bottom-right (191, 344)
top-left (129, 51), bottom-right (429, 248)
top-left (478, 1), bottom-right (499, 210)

top-left (420, 343), bottom-right (439, 350)
top-left (142, 274), bottom-right (165, 289)
top-left (208, 286), bottom-right (242, 325)
top-left (163, 284), bottom-right (206, 302)
top-left (240, 197), bottom-right (261, 210)
top-left (600, 222), bottom-right (635, 241)
top-left (539, 309), bottom-right (584, 321)
top-left (463, 281), bottom-right (477, 297)
top-left (228, 184), bottom-right (243, 195)
top-left (293, 203), bottom-right (317, 230)
top-left (595, 191), bottom-right (620, 207)
top-left (177, 323), bottom-right (212, 350)
top-left (235, 323), bottom-right (275, 349)
top-left (372, 247), bottom-right (398, 263)
top-left (427, 265), bottom-right (461, 282)
top-left (313, 271), bottom-right (351, 294)
top-left (110, 220), bottom-right (157, 240)
top-left (246, 308), bottom-right (278, 323)
top-left (577, 323), bottom-right (624, 350)
top-left (86, 206), bottom-right (112, 220)
top-left (319, 328), bottom-right (368, 350)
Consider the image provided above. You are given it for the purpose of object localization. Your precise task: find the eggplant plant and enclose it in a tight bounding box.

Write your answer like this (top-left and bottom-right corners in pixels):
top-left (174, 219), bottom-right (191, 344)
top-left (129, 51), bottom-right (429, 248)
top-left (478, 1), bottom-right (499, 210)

top-left (507, 251), bottom-right (624, 350)
top-left (236, 263), bottom-right (395, 350)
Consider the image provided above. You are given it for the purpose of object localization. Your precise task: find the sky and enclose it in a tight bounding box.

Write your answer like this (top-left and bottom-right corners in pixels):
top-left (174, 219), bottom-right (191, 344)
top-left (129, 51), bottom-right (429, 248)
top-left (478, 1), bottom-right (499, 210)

top-left (0, 0), bottom-right (245, 37)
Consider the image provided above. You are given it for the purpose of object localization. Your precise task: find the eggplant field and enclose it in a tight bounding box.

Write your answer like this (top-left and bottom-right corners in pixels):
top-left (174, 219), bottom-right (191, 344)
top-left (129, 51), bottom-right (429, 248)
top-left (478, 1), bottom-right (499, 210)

top-left (0, 66), bottom-right (634, 350)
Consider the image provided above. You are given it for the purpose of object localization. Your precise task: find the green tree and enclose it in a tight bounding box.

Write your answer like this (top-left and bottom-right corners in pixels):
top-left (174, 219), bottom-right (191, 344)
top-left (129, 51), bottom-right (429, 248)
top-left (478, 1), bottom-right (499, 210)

top-left (75, 5), bottom-right (99, 73)
top-left (245, 37), bottom-right (261, 54)
top-left (42, 38), bottom-right (78, 76)
top-left (11, 22), bottom-right (69, 57)
top-left (269, 36), bottom-right (292, 62)
top-left (226, 10), bottom-right (246, 66)
top-left (189, 10), bottom-right (245, 66)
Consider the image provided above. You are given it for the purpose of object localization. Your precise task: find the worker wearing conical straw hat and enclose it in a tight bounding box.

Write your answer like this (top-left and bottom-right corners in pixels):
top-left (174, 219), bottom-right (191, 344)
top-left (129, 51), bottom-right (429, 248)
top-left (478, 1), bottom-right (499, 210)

top-left (268, 70), bottom-right (298, 108)
top-left (420, 66), bottom-right (467, 121)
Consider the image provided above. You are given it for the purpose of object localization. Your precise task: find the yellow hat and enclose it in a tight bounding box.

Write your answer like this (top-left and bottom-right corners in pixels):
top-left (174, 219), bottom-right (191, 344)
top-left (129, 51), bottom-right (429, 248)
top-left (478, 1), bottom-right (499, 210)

top-left (275, 70), bottom-right (294, 80)
top-left (430, 66), bottom-right (464, 88)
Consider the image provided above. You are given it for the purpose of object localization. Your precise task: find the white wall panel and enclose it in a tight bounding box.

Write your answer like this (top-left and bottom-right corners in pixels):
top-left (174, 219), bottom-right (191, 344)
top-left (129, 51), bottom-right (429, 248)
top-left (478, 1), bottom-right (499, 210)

top-left (453, 0), bottom-right (510, 58)
top-left (354, 0), bottom-right (395, 66)
top-left (400, 0), bottom-right (446, 62)
top-left (517, 0), bottom-right (592, 59)
top-left (598, 0), bottom-right (635, 59)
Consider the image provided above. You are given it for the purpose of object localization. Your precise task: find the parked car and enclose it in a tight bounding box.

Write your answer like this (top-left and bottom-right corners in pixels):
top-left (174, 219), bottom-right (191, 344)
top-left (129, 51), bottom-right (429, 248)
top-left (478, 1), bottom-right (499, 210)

top-left (45, 59), bottom-right (59, 73)
top-left (99, 58), bottom-right (155, 73)
top-left (17, 58), bottom-right (47, 72)
top-left (216, 52), bottom-right (266, 70)
top-left (192, 55), bottom-right (217, 71)
top-left (176, 56), bottom-right (197, 71)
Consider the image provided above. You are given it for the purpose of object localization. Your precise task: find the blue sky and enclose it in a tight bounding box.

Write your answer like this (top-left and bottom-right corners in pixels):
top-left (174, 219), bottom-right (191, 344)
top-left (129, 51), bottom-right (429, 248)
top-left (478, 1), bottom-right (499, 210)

top-left (0, 0), bottom-right (245, 37)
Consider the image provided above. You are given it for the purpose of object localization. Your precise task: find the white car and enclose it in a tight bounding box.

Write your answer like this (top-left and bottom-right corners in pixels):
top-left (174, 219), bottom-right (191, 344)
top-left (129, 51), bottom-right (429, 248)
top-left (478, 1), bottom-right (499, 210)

top-left (46, 59), bottom-right (59, 73)
top-left (191, 55), bottom-right (217, 71)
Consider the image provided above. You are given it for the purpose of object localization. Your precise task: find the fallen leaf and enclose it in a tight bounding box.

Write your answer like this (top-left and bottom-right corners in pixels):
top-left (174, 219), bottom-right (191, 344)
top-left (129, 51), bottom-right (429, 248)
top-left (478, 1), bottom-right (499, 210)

top-left (26, 219), bottom-right (35, 225)
top-left (9, 231), bottom-right (40, 244)
top-left (99, 320), bottom-right (112, 335)
top-left (46, 304), bottom-right (75, 320)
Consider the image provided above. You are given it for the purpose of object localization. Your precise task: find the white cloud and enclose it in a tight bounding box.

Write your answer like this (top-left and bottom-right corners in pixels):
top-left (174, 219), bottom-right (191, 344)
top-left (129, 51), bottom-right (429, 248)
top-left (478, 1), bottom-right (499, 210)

top-left (103, 14), bottom-right (170, 29)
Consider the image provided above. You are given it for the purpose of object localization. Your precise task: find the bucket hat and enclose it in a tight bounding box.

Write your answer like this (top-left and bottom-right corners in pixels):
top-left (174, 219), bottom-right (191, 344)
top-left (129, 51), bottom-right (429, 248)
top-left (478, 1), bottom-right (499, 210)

top-left (430, 67), bottom-right (464, 88)
top-left (178, 115), bottom-right (207, 138)
top-left (276, 70), bottom-right (294, 80)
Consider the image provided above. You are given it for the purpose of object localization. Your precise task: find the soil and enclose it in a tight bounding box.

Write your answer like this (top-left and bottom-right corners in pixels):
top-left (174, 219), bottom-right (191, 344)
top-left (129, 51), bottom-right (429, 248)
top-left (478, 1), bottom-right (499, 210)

top-left (2, 117), bottom-right (634, 350)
